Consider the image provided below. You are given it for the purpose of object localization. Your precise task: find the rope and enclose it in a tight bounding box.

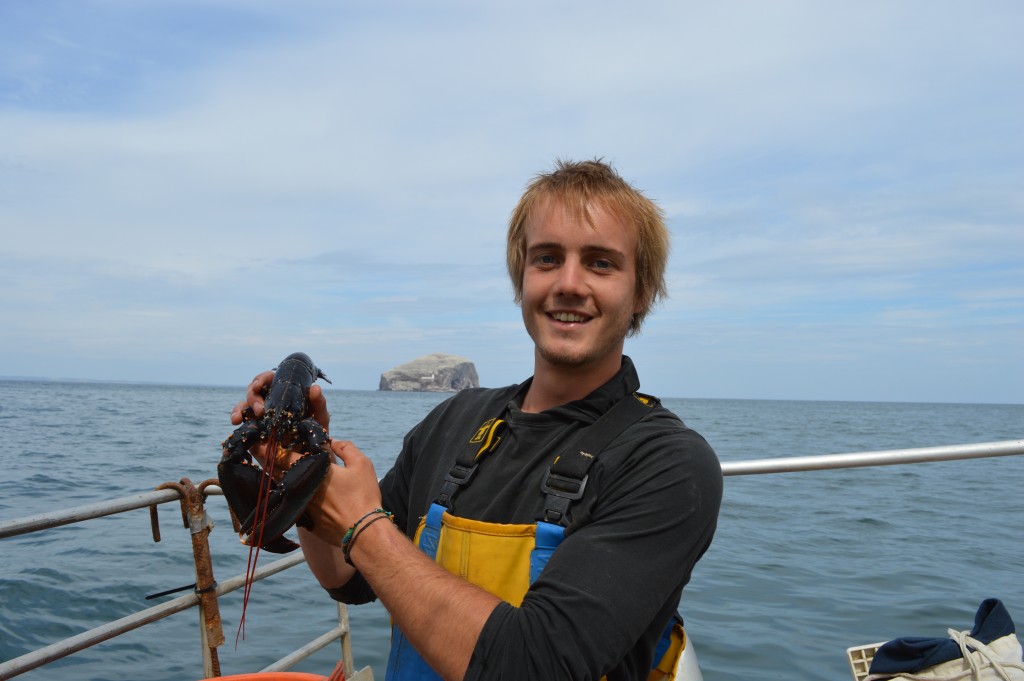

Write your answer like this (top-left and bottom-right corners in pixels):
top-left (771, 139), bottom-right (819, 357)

top-left (947, 629), bottom-right (1020, 681)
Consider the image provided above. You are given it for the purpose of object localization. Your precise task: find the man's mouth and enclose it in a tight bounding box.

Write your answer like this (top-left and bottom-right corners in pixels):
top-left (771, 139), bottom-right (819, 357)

top-left (550, 311), bottom-right (588, 323)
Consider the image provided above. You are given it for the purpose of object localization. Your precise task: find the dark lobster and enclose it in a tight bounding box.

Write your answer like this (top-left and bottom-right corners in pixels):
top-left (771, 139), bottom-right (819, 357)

top-left (218, 352), bottom-right (333, 554)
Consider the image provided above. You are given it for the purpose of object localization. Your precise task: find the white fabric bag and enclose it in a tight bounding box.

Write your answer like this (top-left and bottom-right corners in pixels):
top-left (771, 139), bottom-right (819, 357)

top-left (866, 622), bottom-right (1024, 680)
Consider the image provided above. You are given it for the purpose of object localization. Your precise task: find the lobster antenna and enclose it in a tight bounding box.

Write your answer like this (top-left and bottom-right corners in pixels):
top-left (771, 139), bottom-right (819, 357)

top-left (235, 431), bottom-right (279, 646)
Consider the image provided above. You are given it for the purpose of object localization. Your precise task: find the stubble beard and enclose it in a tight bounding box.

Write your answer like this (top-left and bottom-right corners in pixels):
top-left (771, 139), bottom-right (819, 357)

top-left (531, 311), bottom-right (633, 371)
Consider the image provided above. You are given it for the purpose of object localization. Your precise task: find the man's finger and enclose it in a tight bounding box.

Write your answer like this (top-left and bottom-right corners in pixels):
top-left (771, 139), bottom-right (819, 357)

top-left (330, 439), bottom-right (361, 466)
top-left (229, 400), bottom-right (248, 426)
top-left (245, 371), bottom-right (275, 417)
top-left (307, 384), bottom-right (331, 430)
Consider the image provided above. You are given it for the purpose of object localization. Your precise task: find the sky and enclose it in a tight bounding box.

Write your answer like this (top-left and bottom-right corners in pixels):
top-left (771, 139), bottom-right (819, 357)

top-left (1, 1), bottom-right (1022, 404)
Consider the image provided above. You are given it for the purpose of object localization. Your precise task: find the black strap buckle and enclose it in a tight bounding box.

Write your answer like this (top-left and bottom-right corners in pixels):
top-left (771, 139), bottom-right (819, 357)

top-left (542, 472), bottom-right (588, 501)
top-left (445, 462), bottom-right (478, 486)
top-left (436, 462), bottom-right (479, 508)
top-left (541, 473), bottom-right (589, 525)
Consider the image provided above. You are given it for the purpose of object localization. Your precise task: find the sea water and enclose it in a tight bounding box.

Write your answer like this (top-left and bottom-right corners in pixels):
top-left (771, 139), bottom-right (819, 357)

top-left (0, 380), bottom-right (1021, 680)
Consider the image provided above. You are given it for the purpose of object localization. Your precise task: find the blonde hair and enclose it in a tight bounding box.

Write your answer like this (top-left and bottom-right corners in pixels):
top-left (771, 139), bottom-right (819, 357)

top-left (506, 159), bottom-right (670, 335)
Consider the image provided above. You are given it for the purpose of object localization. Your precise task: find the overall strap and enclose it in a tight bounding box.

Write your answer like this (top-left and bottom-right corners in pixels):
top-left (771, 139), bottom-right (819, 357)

top-left (434, 417), bottom-right (506, 509)
top-left (541, 393), bottom-right (656, 526)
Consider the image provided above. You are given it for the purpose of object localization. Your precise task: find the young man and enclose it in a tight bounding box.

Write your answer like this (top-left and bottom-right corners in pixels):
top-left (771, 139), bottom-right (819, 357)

top-left (232, 160), bottom-right (722, 681)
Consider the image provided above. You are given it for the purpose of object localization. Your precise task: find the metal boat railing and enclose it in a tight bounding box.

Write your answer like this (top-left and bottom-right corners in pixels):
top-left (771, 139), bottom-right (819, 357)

top-left (0, 479), bottom-right (374, 681)
top-left (719, 438), bottom-right (1024, 476)
top-left (1, 438), bottom-right (1022, 680)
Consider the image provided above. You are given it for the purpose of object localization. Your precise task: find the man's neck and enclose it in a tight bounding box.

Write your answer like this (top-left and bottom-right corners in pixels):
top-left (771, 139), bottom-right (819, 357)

top-left (520, 352), bottom-right (623, 414)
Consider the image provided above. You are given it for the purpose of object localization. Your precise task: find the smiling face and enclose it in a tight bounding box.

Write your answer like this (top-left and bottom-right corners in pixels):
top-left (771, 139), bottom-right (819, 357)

top-left (520, 198), bottom-right (641, 381)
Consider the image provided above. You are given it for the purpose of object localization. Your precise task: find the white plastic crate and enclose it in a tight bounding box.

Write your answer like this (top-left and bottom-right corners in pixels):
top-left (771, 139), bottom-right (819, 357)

top-left (847, 642), bottom-right (885, 681)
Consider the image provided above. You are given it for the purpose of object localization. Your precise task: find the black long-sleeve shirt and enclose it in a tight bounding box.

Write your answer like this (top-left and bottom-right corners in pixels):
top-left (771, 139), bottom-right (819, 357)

top-left (329, 357), bottom-right (722, 681)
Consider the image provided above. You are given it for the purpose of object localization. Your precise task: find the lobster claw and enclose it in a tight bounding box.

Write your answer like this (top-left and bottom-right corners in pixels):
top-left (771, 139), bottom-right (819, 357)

top-left (218, 417), bottom-right (333, 554)
top-left (218, 454), bottom-right (294, 554)
top-left (238, 447), bottom-right (331, 552)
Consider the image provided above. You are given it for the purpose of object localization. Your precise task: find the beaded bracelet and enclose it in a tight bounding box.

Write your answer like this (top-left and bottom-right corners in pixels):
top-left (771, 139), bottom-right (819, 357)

top-left (342, 509), bottom-right (394, 566)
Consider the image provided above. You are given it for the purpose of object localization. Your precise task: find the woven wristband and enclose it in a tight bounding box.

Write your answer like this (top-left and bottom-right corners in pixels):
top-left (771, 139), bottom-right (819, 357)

top-left (341, 508), bottom-right (390, 548)
top-left (342, 511), bottom-right (393, 566)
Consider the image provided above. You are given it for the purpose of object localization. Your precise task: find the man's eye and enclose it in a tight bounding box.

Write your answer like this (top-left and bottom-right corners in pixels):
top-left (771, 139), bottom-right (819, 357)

top-left (537, 254), bottom-right (557, 265)
top-left (593, 259), bottom-right (612, 270)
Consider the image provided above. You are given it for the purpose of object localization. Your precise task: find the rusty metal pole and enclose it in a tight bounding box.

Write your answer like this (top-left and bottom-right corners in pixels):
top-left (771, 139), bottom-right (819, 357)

top-left (156, 478), bottom-right (225, 678)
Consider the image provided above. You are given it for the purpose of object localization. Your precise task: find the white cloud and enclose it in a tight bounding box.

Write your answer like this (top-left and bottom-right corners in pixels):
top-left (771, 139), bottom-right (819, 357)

top-left (1, 0), bottom-right (1021, 402)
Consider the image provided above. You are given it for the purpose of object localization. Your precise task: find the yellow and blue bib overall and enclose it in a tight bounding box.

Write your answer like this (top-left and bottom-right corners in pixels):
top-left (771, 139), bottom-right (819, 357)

top-left (384, 397), bottom-right (687, 681)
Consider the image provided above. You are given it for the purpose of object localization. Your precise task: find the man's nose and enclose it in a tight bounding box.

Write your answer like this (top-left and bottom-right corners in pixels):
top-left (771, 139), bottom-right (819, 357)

top-left (554, 259), bottom-right (587, 297)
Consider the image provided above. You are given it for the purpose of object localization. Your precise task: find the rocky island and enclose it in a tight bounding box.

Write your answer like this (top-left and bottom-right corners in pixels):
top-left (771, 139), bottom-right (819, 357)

top-left (378, 353), bottom-right (479, 392)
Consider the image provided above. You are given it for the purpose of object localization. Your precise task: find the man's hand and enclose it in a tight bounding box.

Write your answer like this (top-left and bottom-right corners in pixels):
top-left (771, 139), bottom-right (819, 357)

top-left (302, 440), bottom-right (384, 543)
